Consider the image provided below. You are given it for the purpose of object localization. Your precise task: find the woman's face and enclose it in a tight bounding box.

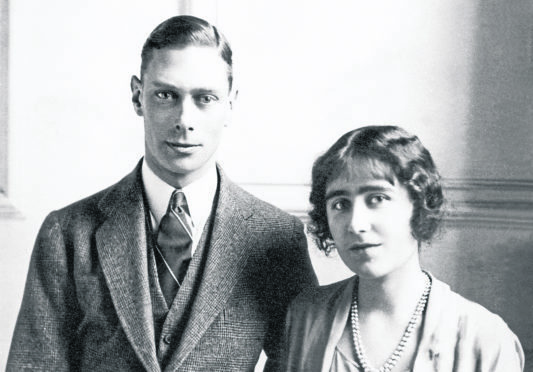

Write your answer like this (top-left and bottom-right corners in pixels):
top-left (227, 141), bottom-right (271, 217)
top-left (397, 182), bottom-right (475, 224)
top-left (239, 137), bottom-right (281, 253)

top-left (325, 162), bottom-right (420, 279)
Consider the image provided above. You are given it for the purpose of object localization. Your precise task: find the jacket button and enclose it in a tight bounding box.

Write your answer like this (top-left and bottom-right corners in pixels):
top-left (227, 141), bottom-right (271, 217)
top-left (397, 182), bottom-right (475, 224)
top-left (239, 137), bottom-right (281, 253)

top-left (163, 334), bottom-right (172, 344)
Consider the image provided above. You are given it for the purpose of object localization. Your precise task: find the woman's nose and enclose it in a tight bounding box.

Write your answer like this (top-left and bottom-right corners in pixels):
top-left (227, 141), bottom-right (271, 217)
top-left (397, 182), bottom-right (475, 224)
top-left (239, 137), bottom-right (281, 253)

top-left (349, 203), bottom-right (371, 233)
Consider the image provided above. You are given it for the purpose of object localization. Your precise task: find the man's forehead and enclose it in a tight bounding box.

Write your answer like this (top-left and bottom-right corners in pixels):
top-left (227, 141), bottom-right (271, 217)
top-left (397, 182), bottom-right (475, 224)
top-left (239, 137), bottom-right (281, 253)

top-left (146, 46), bottom-right (226, 68)
top-left (142, 46), bottom-right (230, 87)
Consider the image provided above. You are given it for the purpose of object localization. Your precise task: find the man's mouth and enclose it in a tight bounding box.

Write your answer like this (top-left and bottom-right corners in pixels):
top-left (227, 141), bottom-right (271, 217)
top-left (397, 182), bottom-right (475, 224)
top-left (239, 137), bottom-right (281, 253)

top-left (167, 142), bottom-right (201, 153)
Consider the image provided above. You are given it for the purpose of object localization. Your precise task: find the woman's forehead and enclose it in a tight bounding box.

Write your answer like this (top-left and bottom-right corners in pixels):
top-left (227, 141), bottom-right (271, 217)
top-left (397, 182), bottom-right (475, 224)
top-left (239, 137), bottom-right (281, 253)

top-left (331, 156), bottom-right (395, 184)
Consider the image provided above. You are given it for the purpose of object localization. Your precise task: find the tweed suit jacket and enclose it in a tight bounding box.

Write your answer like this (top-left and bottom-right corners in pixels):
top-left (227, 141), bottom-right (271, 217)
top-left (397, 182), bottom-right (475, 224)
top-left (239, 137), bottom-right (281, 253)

top-left (7, 161), bottom-right (318, 371)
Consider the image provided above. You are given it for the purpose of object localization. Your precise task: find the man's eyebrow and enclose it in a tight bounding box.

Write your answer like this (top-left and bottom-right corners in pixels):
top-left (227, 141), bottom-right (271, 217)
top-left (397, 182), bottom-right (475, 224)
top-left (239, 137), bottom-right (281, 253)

top-left (149, 81), bottom-right (176, 88)
top-left (190, 88), bottom-right (221, 94)
top-left (149, 81), bottom-right (221, 93)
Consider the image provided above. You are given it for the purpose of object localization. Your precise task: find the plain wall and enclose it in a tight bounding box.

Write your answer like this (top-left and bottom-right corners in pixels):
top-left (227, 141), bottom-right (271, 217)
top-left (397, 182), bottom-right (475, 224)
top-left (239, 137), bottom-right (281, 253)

top-left (1, 0), bottom-right (532, 370)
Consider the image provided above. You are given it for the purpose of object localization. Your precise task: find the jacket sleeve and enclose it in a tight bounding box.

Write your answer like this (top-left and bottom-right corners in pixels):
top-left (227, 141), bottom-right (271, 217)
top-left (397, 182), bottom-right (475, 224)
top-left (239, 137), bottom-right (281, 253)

top-left (263, 216), bottom-right (318, 372)
top-left (7, 212), bottom-right (81, 371)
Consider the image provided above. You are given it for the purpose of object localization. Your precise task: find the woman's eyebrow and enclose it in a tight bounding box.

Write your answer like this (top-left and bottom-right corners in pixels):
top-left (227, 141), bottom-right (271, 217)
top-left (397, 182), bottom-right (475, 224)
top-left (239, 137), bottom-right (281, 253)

top-left (357, 185), bottom-right (393, 194)
top-left (325, 184), bottom-right (394, 201)
top-left (325, 189), bottom-right (349, 202)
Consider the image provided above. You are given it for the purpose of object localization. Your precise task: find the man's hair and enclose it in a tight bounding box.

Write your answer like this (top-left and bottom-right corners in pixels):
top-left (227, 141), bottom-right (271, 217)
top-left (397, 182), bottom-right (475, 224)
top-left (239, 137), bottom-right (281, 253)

top-left (308, 125), bottom-right (444, 253)
top-left (140, 15), bottom-right (233, 90)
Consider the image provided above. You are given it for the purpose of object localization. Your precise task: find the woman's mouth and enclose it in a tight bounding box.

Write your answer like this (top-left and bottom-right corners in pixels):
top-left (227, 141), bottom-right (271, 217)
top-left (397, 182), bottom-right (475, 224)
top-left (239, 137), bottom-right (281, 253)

top-left (349, 243), bottom-right (381, 251)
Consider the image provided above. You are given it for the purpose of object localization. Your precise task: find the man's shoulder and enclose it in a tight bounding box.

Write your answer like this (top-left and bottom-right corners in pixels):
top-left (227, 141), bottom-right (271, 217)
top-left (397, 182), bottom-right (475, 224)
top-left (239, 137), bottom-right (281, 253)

top-left (51, 164), bottom-right (140, 222)
top-left (292, 277), bottom-right (354, 311)
top-left (56, 184), bottom-right (111, 213)
top-left (236, 185), bottom-right (295, 217)
top-left (220, 172), bottom-right (302, 226)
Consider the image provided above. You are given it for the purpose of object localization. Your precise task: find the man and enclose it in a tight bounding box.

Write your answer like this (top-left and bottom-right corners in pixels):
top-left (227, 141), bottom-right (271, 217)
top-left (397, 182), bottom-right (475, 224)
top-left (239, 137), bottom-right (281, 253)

top-left (8, 15), bottom-right (317, 371)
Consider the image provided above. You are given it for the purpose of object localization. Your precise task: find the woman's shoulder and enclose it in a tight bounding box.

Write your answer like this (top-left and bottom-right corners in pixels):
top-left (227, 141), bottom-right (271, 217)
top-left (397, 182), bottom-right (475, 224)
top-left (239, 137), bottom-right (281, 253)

top-left (433, 278), bottom-right (515, 335)
top-left (429, 276), bottom-right (524, 369)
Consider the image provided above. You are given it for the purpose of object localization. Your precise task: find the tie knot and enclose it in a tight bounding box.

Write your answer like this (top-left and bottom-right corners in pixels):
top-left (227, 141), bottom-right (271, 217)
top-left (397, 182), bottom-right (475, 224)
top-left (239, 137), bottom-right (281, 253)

top-left (169, 190), bottom-right (190, 215)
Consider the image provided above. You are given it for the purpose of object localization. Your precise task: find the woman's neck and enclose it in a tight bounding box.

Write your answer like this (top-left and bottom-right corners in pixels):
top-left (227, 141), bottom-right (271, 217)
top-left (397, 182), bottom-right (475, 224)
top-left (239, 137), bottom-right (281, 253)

top-left (357, 261), bottom-right (428, 318)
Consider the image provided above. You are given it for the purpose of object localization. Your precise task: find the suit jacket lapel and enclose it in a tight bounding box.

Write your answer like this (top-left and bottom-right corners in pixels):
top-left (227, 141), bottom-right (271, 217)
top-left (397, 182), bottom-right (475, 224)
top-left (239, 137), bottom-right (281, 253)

top-left (95, 162), bottom-right (160, 372)
top-left (165, 167), bottom-right (255, 370)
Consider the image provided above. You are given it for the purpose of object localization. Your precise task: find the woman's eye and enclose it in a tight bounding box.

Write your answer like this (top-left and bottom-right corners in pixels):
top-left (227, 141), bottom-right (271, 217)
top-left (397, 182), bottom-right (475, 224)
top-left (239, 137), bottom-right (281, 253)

top-left (367, 194), bottom-right (389, 205)
top-left (331, 200), bottom-right (349, 211)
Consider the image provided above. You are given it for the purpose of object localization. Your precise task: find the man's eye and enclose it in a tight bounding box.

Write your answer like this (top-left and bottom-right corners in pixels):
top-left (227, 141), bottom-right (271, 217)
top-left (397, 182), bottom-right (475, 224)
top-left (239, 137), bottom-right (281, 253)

top-left (198, 95), bottom-right (218, 104)
top-left (156, 91), bottom-right (176, 100)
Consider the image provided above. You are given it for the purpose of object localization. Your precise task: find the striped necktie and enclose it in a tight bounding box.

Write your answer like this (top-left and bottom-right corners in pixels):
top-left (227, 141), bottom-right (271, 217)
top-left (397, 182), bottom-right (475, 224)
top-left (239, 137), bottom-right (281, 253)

top-left (155, 190), bottom-right (193, 306)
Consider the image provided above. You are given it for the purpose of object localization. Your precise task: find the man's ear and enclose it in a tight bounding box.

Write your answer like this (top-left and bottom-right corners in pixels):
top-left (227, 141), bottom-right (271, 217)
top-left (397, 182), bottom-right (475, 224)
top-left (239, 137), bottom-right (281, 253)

top-left (130, 75), bottom-right (143, 116)
top-left (230, 88), bottom-right (239, 110)
top-left (225, 88), bottom-right (239, 127)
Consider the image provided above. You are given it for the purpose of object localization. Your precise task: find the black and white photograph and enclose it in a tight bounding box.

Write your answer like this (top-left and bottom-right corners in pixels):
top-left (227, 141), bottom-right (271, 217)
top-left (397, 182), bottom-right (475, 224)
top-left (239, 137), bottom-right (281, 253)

top-left (1, 0), bottom-right (532, 371)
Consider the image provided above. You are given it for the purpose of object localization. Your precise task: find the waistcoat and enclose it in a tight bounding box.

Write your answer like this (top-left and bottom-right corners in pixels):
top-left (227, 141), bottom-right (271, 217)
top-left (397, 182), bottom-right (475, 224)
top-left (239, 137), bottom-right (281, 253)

top-left (145, 191), bottom-right (218, 369)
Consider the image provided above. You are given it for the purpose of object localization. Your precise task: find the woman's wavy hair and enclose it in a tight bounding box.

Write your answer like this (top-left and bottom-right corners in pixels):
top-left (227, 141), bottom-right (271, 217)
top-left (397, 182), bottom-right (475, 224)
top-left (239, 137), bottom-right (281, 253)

top-left (308, 125), bottom-right (444, 253)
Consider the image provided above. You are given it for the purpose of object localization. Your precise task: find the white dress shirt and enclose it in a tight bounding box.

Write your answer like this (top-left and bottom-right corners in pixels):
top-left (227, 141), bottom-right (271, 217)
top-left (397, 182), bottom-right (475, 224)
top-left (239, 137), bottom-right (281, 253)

top-left (141, 159), bottom-right (218, 256)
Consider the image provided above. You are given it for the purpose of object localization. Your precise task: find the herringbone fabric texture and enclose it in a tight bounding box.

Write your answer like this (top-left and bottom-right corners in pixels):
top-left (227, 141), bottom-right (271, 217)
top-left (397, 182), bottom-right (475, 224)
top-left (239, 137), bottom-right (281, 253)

top-left (6, 161), bottom-right (318, 371)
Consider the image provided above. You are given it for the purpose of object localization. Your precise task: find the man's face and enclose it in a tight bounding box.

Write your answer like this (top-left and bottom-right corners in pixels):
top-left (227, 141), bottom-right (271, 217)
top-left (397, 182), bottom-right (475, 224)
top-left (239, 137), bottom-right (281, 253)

top-left (131, 46), bottom-right (234, 187)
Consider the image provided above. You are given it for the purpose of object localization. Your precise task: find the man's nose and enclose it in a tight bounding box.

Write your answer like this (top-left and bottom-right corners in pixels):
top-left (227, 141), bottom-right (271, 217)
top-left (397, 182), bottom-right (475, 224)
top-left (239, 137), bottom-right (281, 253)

top-left (349, 203), bottom-right (371, 233)
top-left (175, 97), bottom-right (196, 132)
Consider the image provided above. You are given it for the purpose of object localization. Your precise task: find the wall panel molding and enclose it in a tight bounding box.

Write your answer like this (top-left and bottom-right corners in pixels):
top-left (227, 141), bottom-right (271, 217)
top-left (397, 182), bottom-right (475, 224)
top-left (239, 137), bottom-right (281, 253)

top-left (240, 178), bottom-right (533, 229)
top-left (177, 0), bottom-right (218, 24)
top-left (0, 194), bottom-right (21, 219)
top-left (0, 0), bottom-right (19, 219)
top-left (443, 178), bottom-right (533, 229)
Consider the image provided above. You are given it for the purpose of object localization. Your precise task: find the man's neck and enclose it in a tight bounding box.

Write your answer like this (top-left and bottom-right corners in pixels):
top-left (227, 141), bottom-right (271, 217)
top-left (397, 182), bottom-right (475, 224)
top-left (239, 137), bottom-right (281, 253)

top-left (141, 158), bottom-right (218, 233)
top-left (145, 159), bottom-right (215, 189)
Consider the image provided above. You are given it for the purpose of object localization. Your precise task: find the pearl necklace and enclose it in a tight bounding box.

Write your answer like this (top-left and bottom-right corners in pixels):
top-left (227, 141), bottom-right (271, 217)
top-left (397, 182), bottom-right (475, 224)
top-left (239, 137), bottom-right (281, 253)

top-left (350, 272), bottom-right (432, 372)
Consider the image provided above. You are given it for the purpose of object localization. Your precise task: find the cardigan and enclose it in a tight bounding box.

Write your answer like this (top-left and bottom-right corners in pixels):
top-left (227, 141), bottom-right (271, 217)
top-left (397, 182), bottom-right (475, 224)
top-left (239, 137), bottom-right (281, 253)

top-left (282, 274), bottom-right (524, 372)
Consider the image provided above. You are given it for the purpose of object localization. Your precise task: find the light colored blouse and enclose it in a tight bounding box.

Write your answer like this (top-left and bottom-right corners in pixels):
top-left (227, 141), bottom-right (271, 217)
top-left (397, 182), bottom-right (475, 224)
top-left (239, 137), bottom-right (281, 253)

top-left (282, 273), bottom-right (524, 372)
top-left (330, 347), bottom-right (360, 372)
top-left (329, 323), bottom-right (412, 372)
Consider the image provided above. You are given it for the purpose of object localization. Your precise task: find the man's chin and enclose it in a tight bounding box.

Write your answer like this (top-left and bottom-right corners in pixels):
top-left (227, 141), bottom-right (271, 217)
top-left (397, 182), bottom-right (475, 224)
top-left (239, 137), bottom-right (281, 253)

top-left (165, 159), bottom-right (216, 182)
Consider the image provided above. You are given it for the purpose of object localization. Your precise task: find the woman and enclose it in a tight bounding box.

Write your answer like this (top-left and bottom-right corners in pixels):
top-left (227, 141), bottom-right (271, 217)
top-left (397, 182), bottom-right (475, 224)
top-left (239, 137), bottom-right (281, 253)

top-left (282, 126), bottom-right (524, 371)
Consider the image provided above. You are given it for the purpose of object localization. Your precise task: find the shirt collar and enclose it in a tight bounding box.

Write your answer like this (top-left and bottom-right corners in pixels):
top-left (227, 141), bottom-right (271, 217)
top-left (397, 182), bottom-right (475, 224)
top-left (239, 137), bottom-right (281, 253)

top-left (141, 159), bottom-right (218, 231)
